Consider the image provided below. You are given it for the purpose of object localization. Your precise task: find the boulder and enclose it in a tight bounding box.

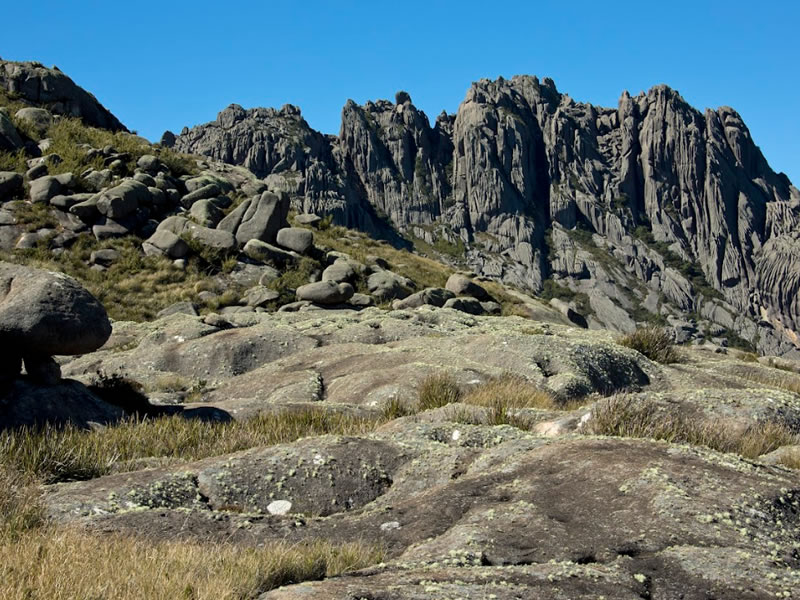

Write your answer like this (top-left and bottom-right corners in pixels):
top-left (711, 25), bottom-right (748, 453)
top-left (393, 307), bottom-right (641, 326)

top-left (180, 183), bottom-right (220, 208)
top-left (367, 270), bottom-right (414, 301)
top-left (295, 213), bottom-right (322, 226)
top-left (322, 258), bottom-right (357, 283)
top-left (189, 198), bottom-right (224, 228)
top-left (90, 248), bottom-right (120, 267)
top-left (443, 296), bottom-right (486, 315)
top-left (157, 215), bottom-right (235, 252)
top-left (136, 154), bottom-right (162, 174)
top-left (50, 192), bottom-right (92, 210)
top-left (243, 286), bottom-right (280, 307)
top-left (392, 287), bottom-right (455, 309)
top-left (0, 110), bottom-right (23, 151)
top-left (25, 163), bottom-right (48, 180)
top-left (296, 280), bottom-right (354, 305)
top-left (0, 171), bottom-right (23, 200)
top-left (276, 227), bottom-right (313, 254)
top-left (92, 218), bottom-right (131, 240)
top-left (218, 191), bottom-right (289, 246)
top-left (22, 354), bottom-right (61, 385)
top-left (243, 239), bottom-right (296, 264)
top-left (29, 175), bottom-right (62, 203)
top-left (157, 302), bottom-right (198, 318)
top-left (445, 273), bottom-right (490, 301)
top-left (14, 107), bottom-right (53, 136)
top-left (0, 261), bottom-right (111, 356)
top-left (96, 180), bottom-right (151, 219)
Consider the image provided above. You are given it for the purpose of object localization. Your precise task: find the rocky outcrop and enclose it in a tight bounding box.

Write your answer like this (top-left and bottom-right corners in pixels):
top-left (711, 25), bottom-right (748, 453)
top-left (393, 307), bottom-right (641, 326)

top-left (0, 60), bottom-right (126, 131)
top-left (172, 76), bottom-right (800, 356)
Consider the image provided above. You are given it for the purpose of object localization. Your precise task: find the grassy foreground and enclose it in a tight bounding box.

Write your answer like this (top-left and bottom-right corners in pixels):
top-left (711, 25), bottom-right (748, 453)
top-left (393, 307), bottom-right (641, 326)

top-left (0, 524), bottom-right (382, 600)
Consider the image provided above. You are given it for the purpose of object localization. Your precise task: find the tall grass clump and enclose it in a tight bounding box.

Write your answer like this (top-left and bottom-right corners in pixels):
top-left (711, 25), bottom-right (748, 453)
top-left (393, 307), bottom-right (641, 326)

top-left (417, 372), bottom-right (462, 411)
top-left (619, 326), bottom-right (681, 364)
top-left (0, 530), bottom-right (382, 600)
top-left (0, 465), bottom-right (44, 540)
top-left (461, 373), bottom-right (557, 410)
top-left (0, 409), bottom-right (382, 484)
top-left (585, 397), bottom-right (799, 460)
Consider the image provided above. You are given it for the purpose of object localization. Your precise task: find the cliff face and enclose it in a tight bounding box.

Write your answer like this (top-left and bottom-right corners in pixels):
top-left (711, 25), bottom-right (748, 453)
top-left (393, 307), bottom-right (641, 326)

top-left (169, 76), bottom-right (800, 356)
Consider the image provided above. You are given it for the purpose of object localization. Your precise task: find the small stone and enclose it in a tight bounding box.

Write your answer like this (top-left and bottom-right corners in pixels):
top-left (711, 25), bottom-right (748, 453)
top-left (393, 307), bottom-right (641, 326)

top-left (267, 500), bottom-right (292, 515)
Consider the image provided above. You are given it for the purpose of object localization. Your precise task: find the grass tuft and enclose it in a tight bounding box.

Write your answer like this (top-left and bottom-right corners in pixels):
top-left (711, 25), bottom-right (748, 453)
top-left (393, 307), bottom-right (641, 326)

top-left (417, 372), bottom-right (462, 411)
top-left (619, 326), bottom-right (681, 364)
top-left (461, 373), bottom-right (557, 410)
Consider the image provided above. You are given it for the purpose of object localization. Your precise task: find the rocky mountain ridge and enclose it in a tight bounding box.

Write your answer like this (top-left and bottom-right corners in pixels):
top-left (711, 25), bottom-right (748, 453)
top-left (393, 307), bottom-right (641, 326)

top-left (169, 77), bottom-right (800, 357)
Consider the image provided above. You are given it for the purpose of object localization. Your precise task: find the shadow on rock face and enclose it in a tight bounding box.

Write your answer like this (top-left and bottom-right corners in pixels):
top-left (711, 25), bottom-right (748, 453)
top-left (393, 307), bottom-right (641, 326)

top-left (0, 375), bottom-right (233, 432)
top-left (0, 377), bottom-right (126, 431)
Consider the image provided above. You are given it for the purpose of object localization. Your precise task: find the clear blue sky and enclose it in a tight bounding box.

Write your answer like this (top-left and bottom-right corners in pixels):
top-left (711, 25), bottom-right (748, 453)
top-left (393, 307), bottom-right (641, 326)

top-left (4, 0), bottom-right (798, 184)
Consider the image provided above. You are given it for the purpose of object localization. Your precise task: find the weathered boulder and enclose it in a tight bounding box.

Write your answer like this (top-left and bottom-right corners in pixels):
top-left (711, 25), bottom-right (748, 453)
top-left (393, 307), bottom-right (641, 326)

top-left (321, 258), bottom-right (357, 283)
top-left (96, 180), bottom-right (151, 219)
top-left (180, 183), bottom-right (220, 208)
top-left (294, 213), bottom-right (322, 226)
top-left (29, 175), bottom-right (62, 203)
top-left (296, 280), bottom-right (354, 305)
top-left (0, 171), bottom-right (23, 200)
top-left (0, 110), bottom-right (23, 150)
top-left (242, 239), bottom-right (296, 264)
top-left (367, 269), bottom-right (414, 301)
top-left (0, 261), bottom-right (111, 356)
top-left (157, 215), bottom-right (235, 252)
top-left (136, 154), bottom-right (162, 174)
top-left (445, 273), bottom-right (491, 301)
top-left (14, 107), bottom-right (52, 137)
top-left (243, 286), bottom-right (280, 307)
top-left (443, 296), bottom-right (486, 315)
top-left (218, 191), bottom-right (289, 246)
top-left (392, 287), bottom-right (455, 309)
top-left (189, 198), bottom-right (225, 228)
top-left (276, 227), bottom-right (313, 254)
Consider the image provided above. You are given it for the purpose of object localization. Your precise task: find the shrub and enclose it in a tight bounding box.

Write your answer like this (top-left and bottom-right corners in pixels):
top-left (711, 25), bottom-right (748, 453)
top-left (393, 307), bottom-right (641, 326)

top-left (417, 372), bottom-right (462, 411)
top-left (619, 326), bottom-right (681, 364)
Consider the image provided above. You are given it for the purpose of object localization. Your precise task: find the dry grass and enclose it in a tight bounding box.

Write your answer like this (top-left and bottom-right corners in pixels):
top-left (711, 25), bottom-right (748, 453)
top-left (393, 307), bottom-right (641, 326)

top-left (744, 370), bottom-right (800, 396)
top-left (310, 223), bottom-right (451, 290)
top-left (0, 465), bottom-right (44, 540)
top-left (417, 372), bottom-right (463, 411)
top-left (619, 326), bottom-right (682, 364)
top-left (0, 528), bottom-right (382, 600)
top-left (0, 410), bottom-right (382, 484)
top-left (775, 448), bottom-right (800, 469)
top-left (461, 373), bottom-right (557, 410)
top-left (586, 396), bottom-right (800, 460)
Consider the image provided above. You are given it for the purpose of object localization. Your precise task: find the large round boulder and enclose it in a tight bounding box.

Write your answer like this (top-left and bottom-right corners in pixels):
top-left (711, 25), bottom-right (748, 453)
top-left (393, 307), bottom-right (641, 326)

top-left (0, 262), bottom-right (112, 356)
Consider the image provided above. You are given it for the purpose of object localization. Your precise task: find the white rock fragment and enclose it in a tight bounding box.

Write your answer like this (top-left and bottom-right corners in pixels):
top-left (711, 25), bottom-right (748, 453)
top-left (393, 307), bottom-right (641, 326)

top-left (267, 500), bottom-right (292, 515)
top-left (380, 521), bottom-right (401, 531)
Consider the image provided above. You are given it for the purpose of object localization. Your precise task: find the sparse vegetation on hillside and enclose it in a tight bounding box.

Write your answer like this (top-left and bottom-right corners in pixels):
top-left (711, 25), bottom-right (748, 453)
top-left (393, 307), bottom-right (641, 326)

top-left (619, 326), bottom-right (682, 364)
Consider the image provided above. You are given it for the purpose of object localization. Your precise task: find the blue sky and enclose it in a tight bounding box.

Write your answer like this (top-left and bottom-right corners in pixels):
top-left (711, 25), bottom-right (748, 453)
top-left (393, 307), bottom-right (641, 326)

top-left (4, 1), bottom-right (798, 183)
